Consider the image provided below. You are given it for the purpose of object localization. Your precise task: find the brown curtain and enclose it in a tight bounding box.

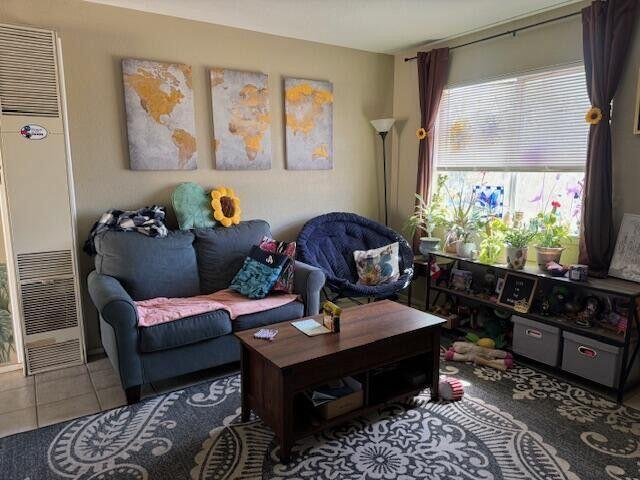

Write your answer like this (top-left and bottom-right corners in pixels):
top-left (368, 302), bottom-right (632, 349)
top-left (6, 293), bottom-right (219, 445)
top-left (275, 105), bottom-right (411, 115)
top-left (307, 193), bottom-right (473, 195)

top-left (413, 48), bottom-right (449, 252)
top-left (579, 0), bottom-right (638, 276)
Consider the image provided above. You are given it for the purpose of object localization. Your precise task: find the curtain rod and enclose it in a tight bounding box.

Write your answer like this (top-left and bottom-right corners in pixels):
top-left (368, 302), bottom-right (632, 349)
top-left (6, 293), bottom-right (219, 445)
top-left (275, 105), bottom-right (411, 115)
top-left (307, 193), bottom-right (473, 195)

top-left (404, 11), bottom-right (581, 62)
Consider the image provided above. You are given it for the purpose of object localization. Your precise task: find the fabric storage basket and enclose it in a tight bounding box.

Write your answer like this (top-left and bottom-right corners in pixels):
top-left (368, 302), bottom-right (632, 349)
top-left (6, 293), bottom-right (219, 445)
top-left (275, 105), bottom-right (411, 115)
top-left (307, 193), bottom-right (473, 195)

top-left (561, 332), bottom-right (622, 388)
top-left (512, 316), bottom-right (561, 366)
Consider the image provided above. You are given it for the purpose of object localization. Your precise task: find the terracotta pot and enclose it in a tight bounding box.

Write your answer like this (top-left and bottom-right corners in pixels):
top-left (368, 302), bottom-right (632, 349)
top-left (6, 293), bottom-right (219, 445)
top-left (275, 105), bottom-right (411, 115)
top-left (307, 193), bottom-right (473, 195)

top-left (535, 246), bottom-right (564, 271)
top-left (506, 245), bottom-right (528, 270)
top-left (418, 237), bottom-right (440, 255)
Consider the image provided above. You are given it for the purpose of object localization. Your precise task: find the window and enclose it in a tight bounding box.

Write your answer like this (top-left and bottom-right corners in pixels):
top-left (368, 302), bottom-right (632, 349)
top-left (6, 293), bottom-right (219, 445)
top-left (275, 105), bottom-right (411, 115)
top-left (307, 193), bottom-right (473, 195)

top-left (433, 64), bottom-right (590, 232)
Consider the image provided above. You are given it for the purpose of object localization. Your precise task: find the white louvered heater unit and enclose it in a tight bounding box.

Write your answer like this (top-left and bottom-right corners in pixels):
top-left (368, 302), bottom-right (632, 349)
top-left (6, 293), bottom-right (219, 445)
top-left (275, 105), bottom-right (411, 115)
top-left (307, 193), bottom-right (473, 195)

top-left (0, 24), bottom-right (85, 374)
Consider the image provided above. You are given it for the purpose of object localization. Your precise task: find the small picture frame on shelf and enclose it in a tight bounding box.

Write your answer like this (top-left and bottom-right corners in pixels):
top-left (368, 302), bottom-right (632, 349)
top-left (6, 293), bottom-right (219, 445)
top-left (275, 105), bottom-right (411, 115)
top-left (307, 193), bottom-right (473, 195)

top-left (497, 272), bottom-right (538, 313)
top-left (450, 268), bottom-right (473, 292)
top-left (495, 277), bottom-right (505, 294)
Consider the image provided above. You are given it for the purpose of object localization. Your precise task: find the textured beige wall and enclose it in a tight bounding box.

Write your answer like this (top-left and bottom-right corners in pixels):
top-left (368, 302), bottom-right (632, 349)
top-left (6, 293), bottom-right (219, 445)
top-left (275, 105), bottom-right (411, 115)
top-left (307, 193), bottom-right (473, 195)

top-left (612, 9), bottom-right (640, 228)
top-left (390, 3), bottom-right (589, 234)
top-left (0, 0), bottom-right (394, 351)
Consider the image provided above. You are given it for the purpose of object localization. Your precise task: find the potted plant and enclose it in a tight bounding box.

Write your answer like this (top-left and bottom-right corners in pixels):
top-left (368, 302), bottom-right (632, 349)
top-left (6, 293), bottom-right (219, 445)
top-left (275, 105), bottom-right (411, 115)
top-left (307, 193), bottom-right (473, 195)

top-left (442, 183), bottom-right (480, 256)
top-left (533, 201), bottom-right (570, 271)
top-left (403, 175), bottom-right (448, 254)
top-left (478, 217), bottom-right (506, 265)
top-left (503, 225), bottom-right (537, 270)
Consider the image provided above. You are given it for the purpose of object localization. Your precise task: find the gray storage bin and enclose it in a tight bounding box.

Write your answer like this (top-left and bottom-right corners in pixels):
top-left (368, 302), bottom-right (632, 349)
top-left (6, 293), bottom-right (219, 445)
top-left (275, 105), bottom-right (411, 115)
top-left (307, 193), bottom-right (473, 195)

top-left (561, 332), bottom-right (623, 388)
top-left (512, 316), bottom-right (561, 366)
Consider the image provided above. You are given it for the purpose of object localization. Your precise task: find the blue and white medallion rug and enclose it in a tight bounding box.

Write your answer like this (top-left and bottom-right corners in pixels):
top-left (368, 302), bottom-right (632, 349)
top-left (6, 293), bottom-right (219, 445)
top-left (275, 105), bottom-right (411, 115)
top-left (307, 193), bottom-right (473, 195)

top-left (1, 357), bottom-right (638, 480)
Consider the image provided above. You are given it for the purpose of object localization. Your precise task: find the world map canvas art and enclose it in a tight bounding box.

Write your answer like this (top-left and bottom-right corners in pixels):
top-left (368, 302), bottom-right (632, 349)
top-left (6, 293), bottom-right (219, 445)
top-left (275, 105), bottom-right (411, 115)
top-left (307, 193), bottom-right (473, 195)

top-left (210, 68), bottom-right (271, 170)
top-left (284, 78), bottom-right (333, 170)
top-left (122, 58), bottom-right (197, 170)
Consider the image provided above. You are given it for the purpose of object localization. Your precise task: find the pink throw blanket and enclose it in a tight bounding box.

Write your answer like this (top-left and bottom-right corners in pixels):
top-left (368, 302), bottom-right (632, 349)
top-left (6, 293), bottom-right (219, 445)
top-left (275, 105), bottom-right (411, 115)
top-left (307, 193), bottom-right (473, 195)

top-left (135, 289), bottom-right (299, 327)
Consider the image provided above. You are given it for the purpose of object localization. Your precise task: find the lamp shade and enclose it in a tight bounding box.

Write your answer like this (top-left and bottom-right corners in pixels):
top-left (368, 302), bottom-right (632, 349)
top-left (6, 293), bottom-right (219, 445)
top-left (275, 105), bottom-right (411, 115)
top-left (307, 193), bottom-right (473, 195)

top-left (370, 118), bottom-right (395, 133)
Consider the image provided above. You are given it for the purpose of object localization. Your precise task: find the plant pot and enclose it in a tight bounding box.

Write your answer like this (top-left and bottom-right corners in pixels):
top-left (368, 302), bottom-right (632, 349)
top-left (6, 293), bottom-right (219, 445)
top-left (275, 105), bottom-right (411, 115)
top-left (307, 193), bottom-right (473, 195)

top-left (418, 237), bottom-right (441, 255)
top-left (535, 246), bottom-right (565, 271)
top-left (444, 229), bottom-right (460, 253)
top-left (506, 245), bottom-right (528, 270)
top-left (457, 241), bottom-right (477, 259)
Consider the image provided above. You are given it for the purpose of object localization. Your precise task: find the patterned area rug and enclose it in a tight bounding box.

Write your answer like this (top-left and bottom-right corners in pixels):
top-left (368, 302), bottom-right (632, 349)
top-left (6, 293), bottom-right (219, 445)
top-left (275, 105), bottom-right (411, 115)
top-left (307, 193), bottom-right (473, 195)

top-left (1, 352), bottom-right (639, 480)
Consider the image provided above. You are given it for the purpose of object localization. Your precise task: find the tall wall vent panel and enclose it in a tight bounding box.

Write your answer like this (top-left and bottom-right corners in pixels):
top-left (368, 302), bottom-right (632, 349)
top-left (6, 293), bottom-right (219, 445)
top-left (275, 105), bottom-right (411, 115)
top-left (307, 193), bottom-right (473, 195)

top-left (0, 23), bottom-right (85, 374)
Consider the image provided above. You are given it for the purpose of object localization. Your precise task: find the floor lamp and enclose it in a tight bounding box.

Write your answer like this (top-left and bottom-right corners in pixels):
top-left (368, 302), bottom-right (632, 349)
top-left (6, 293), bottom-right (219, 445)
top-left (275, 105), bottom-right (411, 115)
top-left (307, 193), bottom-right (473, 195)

top-left (370, 118), bottom-right (395, 226)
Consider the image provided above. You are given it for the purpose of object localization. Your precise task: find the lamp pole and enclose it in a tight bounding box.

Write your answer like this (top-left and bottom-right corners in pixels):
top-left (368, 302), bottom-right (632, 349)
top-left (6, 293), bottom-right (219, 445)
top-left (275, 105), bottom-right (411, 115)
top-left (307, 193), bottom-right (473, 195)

top-left (379, 130), bottom-right (389, 226)
top-left (370, 118), bottom-right (395, 227)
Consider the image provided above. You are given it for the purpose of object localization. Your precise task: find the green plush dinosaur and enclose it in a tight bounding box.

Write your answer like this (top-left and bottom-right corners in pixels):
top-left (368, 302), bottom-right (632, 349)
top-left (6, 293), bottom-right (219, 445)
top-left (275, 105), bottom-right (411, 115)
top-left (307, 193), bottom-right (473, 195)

top-left (172, 182), bottom-right (217, 230)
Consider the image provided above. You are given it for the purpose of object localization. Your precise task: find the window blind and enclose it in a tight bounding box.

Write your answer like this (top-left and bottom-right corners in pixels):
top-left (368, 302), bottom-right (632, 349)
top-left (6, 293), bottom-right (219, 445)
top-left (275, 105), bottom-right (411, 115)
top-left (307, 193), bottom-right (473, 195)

top-left (434, 65), bottom-right (590, 171)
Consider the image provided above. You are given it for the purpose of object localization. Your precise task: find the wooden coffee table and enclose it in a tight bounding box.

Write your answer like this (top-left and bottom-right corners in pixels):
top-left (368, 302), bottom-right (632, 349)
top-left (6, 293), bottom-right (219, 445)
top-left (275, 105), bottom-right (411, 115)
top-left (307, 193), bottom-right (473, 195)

top-left (234, 300), bottom-right (445, 462)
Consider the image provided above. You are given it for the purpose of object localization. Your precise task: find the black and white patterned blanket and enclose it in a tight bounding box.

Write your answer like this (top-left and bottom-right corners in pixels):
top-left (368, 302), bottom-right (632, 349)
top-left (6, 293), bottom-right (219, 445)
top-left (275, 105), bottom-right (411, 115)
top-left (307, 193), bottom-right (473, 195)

top-left (83, 205), bottom-right (168, 255)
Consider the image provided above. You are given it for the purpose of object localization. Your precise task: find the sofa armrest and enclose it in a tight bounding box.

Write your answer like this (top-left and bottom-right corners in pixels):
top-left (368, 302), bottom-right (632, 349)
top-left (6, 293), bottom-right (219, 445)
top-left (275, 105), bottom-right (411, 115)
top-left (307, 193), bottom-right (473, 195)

top-left (88, 271), bottom-right (138, 329)
top-left (87, 271), bottom-right (142, 389)
top-left (293, 260), bottom-right (325, 316)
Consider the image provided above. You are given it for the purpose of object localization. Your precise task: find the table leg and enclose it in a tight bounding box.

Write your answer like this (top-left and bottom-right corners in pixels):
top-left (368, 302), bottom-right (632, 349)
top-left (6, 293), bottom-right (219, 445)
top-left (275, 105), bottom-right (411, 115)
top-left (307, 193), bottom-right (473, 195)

top-left (277, 372), bottom-right (294, 463)
top-left (240, 345), bottom-right (250, 422)
top-left (431, 327), bottom-right (441, 402)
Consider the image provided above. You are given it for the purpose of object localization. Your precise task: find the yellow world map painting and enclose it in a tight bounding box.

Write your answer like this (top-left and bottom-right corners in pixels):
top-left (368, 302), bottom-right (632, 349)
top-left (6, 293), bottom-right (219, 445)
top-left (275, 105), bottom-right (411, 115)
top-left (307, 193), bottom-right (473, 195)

top-left (284, 78), bottom-right (333, 170)
top-left (210, 68), bottom-right (271, 170)
top-left (122, 58), bottom-right (197, 170)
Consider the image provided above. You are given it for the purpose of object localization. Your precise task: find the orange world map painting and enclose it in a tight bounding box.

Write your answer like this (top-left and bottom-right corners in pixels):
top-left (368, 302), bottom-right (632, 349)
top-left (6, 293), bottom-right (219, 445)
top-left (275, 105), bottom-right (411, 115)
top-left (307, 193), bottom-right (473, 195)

top-left (122, 58), bottom-right (197, 170)
top-left (210, 68), bottom-right (272, 170)
top-left (284, 78), bottom-right (333, 170)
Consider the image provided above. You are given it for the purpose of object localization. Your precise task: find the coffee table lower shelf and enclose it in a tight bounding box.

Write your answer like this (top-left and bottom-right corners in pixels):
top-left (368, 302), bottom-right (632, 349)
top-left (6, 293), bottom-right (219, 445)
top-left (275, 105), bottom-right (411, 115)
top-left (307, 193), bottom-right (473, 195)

top-left (293, 382), bottom-right (428, 438)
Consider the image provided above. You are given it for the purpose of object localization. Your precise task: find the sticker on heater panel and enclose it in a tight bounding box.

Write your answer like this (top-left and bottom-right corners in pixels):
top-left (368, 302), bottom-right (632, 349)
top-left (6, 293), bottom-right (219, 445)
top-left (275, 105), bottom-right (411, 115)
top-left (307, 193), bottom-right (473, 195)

top-left (20, 124), bottom-right (48, 140)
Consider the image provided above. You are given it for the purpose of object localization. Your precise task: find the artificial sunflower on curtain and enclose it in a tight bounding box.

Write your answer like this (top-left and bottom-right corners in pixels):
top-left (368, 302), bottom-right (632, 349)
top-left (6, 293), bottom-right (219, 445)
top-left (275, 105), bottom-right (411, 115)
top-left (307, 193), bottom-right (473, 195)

top-left (211, 187), bottom-right (241, 227)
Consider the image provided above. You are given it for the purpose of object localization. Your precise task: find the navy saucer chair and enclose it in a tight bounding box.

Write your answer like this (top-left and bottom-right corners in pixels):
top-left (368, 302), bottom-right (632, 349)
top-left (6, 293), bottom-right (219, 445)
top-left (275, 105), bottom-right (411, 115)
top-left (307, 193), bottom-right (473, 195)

top-left (297, 212), bottom-right (414, 302)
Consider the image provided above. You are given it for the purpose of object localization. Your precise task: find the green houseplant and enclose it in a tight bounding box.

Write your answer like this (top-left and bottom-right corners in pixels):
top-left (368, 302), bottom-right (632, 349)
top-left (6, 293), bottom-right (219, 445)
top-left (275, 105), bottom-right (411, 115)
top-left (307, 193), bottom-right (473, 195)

top-left (478, 218), bottom-right (506, 265)
top-left (404, 175), bottom-right (448, 254)
top-left (442, 183), bottom-right (480, 257)
top-left (503, 225), bottom-right (537, 270)
top-left (532, 201), bottom-right (570, 270)
top-left (0, 264), bottom-right (14, 365)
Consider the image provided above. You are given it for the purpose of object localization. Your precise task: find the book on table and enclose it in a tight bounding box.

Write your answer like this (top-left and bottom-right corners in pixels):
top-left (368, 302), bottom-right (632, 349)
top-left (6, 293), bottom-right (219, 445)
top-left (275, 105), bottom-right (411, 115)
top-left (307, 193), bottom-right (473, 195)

top-left (291, 319), bottom-right (330, 336)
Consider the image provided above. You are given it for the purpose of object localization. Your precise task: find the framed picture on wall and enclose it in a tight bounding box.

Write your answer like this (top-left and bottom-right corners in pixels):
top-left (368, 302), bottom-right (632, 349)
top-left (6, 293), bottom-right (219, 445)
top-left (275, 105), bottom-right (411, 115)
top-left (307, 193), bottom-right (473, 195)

top-left (635, 67), bottom-right (640, 135)
top-left (609, 213), bottom-right (640, 283)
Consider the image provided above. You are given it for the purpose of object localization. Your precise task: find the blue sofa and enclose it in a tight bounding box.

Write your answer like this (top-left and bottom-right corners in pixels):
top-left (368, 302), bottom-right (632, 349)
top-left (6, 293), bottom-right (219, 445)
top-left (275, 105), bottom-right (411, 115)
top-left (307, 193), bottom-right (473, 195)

top-left (87, 220), bottom-right (325, 404)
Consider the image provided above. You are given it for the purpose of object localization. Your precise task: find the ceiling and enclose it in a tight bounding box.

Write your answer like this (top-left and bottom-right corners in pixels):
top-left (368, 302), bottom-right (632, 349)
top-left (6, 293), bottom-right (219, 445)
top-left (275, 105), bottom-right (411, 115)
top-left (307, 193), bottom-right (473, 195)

top-left (84, 0), bottom-right (584, 54)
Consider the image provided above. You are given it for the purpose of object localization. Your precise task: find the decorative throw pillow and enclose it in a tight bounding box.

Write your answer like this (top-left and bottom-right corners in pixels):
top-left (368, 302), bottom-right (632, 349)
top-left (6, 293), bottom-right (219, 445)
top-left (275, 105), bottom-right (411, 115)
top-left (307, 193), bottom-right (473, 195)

top-left (353, 242), bottom-right (400, 286)
top-left (259, 236), bottom-right (296, 293)
top-left (230, 246), bottom-right (289, 299)
top-left (172, 182), bottom-right (217, 230)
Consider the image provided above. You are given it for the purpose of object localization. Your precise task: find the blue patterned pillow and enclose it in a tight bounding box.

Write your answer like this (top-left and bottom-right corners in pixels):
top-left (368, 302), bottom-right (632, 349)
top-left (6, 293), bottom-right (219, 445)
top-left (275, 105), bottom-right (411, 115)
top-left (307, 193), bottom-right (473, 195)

top-left (230, 246), bottom-right (289, 299)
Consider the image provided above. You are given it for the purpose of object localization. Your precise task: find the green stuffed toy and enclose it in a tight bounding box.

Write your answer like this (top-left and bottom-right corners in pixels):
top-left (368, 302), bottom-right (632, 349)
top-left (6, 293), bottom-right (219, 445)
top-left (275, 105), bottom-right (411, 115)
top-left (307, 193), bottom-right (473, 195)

top-left (172, 182), bottom-right (217, 230)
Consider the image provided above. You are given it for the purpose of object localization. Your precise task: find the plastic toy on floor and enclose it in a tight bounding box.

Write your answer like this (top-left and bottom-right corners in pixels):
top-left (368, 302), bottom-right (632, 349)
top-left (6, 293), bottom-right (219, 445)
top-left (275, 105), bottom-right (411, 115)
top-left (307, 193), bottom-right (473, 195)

top-left (438, 376), bottom-right (464, 402)
top-left (445, 340), bottom-right (514, 371)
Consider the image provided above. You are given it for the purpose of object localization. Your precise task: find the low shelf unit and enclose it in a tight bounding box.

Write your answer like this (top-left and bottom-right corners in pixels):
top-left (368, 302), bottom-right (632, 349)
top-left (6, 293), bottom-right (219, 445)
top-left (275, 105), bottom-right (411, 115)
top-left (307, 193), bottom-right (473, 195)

top-left (413, 251), bottom-right (640, 402)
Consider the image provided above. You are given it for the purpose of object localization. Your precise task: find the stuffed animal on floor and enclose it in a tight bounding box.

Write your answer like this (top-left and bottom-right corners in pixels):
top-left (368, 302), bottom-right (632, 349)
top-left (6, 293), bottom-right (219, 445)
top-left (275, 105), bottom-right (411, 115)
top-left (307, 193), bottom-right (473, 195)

top-left (444, 341), bottom-right (514, 371)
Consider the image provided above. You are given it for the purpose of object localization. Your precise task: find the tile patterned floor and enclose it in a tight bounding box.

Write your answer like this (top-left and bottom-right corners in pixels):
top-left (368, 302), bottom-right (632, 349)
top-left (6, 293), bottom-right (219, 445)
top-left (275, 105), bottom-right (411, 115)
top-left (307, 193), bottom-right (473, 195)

top-left (0, 356), bottom-right (238, 438)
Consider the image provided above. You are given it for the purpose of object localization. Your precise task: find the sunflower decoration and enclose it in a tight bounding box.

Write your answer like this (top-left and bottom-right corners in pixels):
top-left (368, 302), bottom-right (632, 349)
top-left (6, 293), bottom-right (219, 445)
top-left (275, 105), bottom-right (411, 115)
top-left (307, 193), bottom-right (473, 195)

top-left (211, 187), bottom-right (241, 228)
top-left (416, 127), bottom-right (428, 140)
top-left (585, 106), bottom-right (603, 125)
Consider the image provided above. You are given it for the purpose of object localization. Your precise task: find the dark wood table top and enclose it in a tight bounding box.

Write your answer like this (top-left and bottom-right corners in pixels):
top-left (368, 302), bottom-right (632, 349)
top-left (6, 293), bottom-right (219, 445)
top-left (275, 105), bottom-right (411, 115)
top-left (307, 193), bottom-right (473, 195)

top-left (235, 300), bottom-right (445, 369)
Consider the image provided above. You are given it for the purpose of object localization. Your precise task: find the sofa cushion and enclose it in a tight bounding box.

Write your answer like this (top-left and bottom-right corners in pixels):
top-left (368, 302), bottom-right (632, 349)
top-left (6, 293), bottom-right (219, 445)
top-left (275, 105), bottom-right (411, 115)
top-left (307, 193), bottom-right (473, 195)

top-left (195, 220), bottom-right (271, 294)
top-left (139, 309), bottom-right (232, 352)
top-left (233, 300), bottom-right (304, 332)
top-left (94, 230), bottom-right (200, 301)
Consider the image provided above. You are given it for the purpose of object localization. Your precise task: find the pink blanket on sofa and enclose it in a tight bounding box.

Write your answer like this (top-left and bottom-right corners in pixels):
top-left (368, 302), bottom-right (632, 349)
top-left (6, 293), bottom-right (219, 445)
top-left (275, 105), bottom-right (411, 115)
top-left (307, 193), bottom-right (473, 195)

top-left (135, 289), bottom-right (299, 327)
